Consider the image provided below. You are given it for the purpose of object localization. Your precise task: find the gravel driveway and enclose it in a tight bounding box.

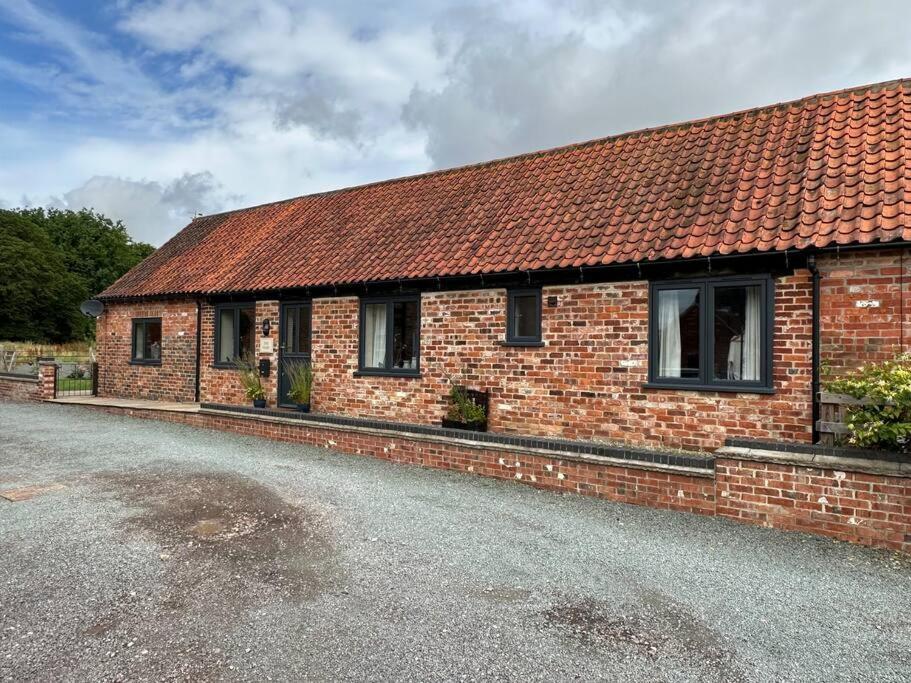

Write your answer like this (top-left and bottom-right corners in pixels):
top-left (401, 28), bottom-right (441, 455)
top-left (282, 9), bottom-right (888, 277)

top-left (1, 402), bottom-right (909, 682)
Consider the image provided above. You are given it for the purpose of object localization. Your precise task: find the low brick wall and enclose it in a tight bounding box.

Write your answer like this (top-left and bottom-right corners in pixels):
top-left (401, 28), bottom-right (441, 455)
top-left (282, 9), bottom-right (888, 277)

top-left (716, 458), bottom-right (911, 552)
top-left (0, 363), bottom-right (57, 402)
top-left (64, 403), bottom-right (910, 554)
top-left (0, 374), bottom-right (40, 401)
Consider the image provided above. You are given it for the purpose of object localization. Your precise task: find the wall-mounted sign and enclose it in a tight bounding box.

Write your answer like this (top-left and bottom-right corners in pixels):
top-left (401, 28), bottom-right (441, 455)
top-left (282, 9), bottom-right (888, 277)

top-left (259, 337), bottom-right (274, 353)
top-left (855, 300), bottom-right (880, 308)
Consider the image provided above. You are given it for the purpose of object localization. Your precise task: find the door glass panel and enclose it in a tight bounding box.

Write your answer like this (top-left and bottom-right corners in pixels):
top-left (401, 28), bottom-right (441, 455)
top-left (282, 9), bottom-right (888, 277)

top-left (284, 307), bottom-right (298, 352)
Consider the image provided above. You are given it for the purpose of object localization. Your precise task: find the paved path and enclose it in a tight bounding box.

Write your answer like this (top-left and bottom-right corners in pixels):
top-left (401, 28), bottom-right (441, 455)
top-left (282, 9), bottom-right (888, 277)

top-left (1, 402), bottom-right (909, 681)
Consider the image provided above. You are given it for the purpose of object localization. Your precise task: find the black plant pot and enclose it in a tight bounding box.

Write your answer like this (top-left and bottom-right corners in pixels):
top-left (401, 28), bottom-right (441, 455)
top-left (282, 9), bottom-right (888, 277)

top-left (441, 418), bottom-right (487, 433)
top-left (296, 402), bottom-right (311, 413)
top-left (253, 399), bottom-right (266, 409)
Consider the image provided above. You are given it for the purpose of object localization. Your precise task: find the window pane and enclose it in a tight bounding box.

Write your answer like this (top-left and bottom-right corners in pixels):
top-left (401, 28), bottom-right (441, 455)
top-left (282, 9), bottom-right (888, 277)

top-left (133, 323), bottom-right (146, 360)
top-left (656, 288), bottom-right (700, 379)
top-left (239, 306), bottom-right (255, 359)
top-left (298, 307), bottom-right (311, 355)
top-left (218, 309), bottom-right (235, 363)
top-left (392, 301), bottom-right (418, 369)
top-left (284, 307), bottom-right (298, 352)
top-left (363, 303), bottom-right (387, 368)
top-left (714, 285), bottom-right (762, 381)
top-left (512, 294), bottom-right (538, 339)
top-left (146, 321), bottom-right (162, 360)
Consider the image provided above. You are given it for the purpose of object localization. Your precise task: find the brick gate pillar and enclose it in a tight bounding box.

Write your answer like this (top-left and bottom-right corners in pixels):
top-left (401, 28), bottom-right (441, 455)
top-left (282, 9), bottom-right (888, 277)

top-left (38, 358), bottom-right (58, 400)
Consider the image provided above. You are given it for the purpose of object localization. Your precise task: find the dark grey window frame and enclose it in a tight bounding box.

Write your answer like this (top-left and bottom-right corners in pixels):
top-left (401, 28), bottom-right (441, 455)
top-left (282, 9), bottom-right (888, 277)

top-left (130, 317), bottom-right (162, 366)
top-left (356, 294), bottom-right (421, 377)
top-left (213, 302), bottom-right (256, 368)
top-left (645, 275), bottom-right (775, 393)
top-left (505, 288), bottom-right (543, 346)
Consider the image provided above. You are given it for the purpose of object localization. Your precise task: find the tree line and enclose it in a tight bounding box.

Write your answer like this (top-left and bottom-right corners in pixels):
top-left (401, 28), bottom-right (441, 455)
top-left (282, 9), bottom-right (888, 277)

top-left (0, 208), bottom-right (155, 342)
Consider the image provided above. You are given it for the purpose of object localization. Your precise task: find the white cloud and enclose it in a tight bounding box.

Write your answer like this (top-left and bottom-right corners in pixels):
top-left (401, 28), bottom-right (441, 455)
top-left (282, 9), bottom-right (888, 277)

top-left (42, 173), bottom-right (235, 245)
top-left (403, 0), bottom-right (911, 168)
top-left (1, 0), bottom-right (911, 246)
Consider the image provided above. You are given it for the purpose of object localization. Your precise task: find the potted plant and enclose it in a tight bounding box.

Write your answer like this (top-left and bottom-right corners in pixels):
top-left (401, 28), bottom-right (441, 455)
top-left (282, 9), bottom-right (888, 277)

top-left (283, 360), bottom-right (315, 412)
top-left (441, 379), bottom-right (488, 432)
top-left (233, 355), bottom-right (267, 408)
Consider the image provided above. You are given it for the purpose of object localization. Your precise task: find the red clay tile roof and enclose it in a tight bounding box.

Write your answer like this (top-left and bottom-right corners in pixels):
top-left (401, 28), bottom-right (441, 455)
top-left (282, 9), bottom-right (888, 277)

top-left (101, 79), bottom-right (911, 299)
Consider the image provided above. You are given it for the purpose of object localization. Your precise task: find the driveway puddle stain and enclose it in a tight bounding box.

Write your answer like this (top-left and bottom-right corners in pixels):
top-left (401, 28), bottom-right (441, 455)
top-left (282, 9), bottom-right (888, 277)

top-left (94, 469), bottom-right (341, 602)
top-left (540, 593), bottom-right (747, 681)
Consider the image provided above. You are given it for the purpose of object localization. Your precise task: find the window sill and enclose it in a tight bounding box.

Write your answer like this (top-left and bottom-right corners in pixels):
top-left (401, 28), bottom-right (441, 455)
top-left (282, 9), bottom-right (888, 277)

top-left (353, 369), bottom-right (421, 379)
top-left (501, 340), bottom-right (545, 347)
top-left (130, 360), bottom-right (161, 367)
top-left (642, 382), bottom-right (775, 395)
top-left (211, 363), bottom-right (237, 370)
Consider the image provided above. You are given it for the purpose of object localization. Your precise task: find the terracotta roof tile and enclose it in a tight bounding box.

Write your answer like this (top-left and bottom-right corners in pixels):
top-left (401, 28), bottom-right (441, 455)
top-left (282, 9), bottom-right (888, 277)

top-left (101, 79), bottom-right (911, 299)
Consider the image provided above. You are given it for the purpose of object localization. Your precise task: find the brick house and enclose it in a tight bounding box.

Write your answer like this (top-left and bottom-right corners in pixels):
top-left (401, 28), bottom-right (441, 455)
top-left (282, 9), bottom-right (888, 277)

top-left (94, 79), bottom-right (911, 454)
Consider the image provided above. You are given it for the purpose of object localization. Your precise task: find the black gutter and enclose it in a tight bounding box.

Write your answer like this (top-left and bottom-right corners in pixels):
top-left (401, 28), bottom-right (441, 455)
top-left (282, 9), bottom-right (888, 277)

top-left (194, 301), bottom-right (202, 402)
top-left (96, 241), bottom-right (911, 304)
top-left (807, 254), bottom-right (821, 444)
top-left (97, 249), bottom-right (802, 304)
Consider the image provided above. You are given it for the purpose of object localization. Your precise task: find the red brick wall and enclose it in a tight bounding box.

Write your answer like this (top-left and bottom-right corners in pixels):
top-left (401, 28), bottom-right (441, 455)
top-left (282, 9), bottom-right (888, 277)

top-left (96, 301), bottom-right (198, 402)
top-left (97, 271), bottom-right (814, 450)
top-left (76, 404), bottom-right (910, 554)
top-left (0, 375), bottom-right (40, 401)
top-left (716, 458), bottom-right (910, 552)
top-left (819, 249), bottom-right (911, 375)
top-left (311, 274), bottom-right (812, 450)
top-left (198, 301), bottom-right (280, 406)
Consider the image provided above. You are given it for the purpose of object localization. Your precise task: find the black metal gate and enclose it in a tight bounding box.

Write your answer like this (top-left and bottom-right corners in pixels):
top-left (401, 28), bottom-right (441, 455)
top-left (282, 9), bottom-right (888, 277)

top-left (54, 357), bottom-right (98, 398)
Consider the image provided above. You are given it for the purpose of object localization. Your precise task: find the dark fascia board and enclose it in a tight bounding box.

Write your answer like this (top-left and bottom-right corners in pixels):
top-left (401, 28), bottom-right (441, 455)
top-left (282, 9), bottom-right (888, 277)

top-left (95, 242), bottom-right (911, 304)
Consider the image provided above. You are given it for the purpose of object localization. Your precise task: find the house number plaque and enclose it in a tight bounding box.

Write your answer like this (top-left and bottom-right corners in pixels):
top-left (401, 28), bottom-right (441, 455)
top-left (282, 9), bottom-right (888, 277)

top-left (259, 337), bottom-right (274, 353)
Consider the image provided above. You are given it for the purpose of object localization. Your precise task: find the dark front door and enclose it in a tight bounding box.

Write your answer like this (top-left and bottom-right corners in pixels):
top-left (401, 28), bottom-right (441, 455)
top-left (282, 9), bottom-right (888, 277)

top-left (278, 302), bottom-right (312, 407)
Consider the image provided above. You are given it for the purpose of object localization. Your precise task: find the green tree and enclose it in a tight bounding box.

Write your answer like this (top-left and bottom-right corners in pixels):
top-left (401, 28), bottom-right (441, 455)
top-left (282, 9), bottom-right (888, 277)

top-left (0, 211), bottom-right (89, 342)
top-left (0, 208), bottom-right (155, 342)
top-left (18, 207), bottom-right (155, 298)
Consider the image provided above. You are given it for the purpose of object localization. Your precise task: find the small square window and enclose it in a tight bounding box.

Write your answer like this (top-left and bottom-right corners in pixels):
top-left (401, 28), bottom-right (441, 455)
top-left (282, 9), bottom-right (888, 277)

top-left (131, 318), bottom-right (162, 364)
top-left (506, 289), bottom-right (542, 344)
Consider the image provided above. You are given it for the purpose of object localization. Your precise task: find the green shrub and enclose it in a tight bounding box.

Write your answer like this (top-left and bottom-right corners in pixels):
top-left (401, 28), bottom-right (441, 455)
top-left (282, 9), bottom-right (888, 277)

top-left (446, 383), bottom-right (487, 424)
top-left (284, 360), bottom-right (315, 404)
top-left (825, 356), bottom-right (911, 451)
top-left (233, 355), bottom-right (265, 402)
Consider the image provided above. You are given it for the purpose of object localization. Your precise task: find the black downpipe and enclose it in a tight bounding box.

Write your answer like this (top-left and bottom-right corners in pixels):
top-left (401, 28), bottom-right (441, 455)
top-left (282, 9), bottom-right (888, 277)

top-left (807, 255), bottom-right (821, 443)
top-left (194, 301), bottom-right (202, 402)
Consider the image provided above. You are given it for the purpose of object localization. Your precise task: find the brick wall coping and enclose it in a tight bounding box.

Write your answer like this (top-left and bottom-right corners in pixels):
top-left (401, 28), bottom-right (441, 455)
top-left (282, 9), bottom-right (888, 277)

top-left (725, 437), bottom-right (910, 465)
top-left (0, 373), bottom-right (39, 383)
top-left (716, 445), bottom-right (911, 478)
top-left (200, 403), bottom-right (715, 477)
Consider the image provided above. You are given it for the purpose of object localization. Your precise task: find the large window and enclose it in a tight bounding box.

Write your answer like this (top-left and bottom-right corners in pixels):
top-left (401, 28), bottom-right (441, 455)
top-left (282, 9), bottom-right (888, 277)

top-left (358, 295), bottom-right (420, 375)
top-left (131, 318), bottom-right (162, 364)
top-left (648, 276), bottom-right (773, 391)
top-left (214, 303), bottom-right (256, 365)
top-left (506, 288), bottom-right (542, 344)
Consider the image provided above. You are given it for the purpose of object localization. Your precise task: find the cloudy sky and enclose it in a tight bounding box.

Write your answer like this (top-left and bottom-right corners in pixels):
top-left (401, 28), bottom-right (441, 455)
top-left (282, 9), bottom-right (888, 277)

top-left (1, 1), bottom-right (909, 245)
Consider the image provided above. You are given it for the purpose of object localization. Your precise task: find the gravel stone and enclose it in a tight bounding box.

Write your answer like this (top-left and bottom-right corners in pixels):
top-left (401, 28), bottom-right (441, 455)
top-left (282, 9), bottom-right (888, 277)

top-left (1, 402), bottom-right (910, 681)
